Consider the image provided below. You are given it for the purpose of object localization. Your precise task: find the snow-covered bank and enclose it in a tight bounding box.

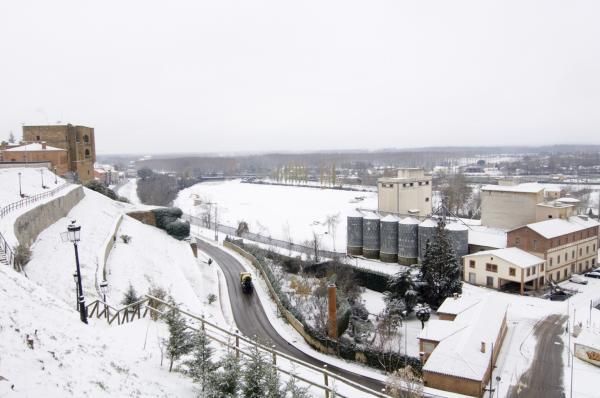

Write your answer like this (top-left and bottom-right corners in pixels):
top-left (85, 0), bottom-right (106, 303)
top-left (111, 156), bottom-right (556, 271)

top-left (116, 178), bottom-right (142, 206)
top-left (0, 266), bottom-right (195, 397)
top-left (176, 179), bottom-right (378, 252)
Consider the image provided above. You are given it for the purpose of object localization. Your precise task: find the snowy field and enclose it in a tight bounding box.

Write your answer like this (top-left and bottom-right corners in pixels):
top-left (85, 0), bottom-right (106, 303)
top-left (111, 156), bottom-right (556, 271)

top-left (176, 180), bottom-right (378, 252)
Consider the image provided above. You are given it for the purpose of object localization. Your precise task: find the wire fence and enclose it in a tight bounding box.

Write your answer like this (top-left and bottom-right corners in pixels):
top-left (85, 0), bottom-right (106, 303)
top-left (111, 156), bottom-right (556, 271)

top-left (183, 213), bottom-right (345, 259)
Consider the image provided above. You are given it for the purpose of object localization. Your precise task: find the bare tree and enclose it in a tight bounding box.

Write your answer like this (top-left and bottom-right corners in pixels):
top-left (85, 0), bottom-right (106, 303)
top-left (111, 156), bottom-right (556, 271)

top-left (325, 213), bottom-right (340, 252)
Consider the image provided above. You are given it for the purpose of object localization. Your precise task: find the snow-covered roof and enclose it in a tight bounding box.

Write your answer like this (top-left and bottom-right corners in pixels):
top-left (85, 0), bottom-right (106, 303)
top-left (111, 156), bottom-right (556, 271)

top-left (522, 217), bottom-right (599, 239)
top-left (468, 226), bottom-right (507, 248)
top-left (446, 222), bottom-right (468, 231)
top-left (481, 183), bottom-right (544, 194)
top-left (420, 218), bottom-right (438, 227)
top-left (399, 216), bottom-right (420, 225)
top-left (381, 214), bottom-right (398, 223)
top-left (465, 248), bottom-right (544, 268)
top-left (4, 143), bottom-right (65, 151)
top-left (556, 197), bottom-right (580, 204)
top-left (363, 213), bottom-right (380, 220)
top-left (422, 297), bottom-right (508, 381)
top-left (418, 319), bottom-right (466, 342)
top-left (436, 296), bottom-right (481, 316)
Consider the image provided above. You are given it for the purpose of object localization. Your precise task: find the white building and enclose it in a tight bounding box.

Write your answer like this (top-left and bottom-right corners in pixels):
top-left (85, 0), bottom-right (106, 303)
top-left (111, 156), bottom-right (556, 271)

top-left (377, 168), bottom-right (432, 217)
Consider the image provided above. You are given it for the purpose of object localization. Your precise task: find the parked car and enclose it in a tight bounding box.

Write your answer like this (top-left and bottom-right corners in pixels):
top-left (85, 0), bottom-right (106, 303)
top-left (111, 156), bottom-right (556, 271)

top-left (584, 272), bottom-right (600, 279)
top-left (570, 275), bottom-right (589, 285)
top-left (549, 291), bottom-right (571, 301)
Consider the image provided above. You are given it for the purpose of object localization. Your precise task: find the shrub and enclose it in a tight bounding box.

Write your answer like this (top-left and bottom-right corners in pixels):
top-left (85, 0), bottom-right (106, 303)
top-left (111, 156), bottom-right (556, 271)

top-left (147, 285), bottom-right (167, 320)
top-left (85, 180), bottom-right (118, 200)
top-left (117, 196), bottom-right (130, 203)
top-left (165, 220), bottom-right (190, 240)
top-left (207, 293), bottom-right (217, 305)
top-left (121, 283), bottom-right (140, 306)
top-left (152, 207), bottom-right (184, 229)
top-left (14, 244), bottom-right (31, 270)
top-left (120, 234), bottom-right (132, 244)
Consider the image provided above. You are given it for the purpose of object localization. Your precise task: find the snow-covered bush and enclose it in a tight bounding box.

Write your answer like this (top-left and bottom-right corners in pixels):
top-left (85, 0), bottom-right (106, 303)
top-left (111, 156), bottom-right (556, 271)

top-left (165, 220), bottom-right (190, 240)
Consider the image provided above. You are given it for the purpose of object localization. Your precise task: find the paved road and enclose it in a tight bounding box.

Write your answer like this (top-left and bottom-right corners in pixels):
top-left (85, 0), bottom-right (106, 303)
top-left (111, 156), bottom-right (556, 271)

top-left (196, 239), bottom-right (387, 394)
top-left (508, 314), bottom-right (568, 398)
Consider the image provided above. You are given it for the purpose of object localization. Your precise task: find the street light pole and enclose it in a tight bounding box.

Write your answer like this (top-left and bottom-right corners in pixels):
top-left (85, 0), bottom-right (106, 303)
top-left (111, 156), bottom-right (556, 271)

top-left (73, 273), bottom-right (78, 310)
top-left (40, 169), bottom-right (45, 188)
top-left (18, 172), bottom-right (22, 197)
top-left (66, 221), bottom-right (87, 324)
top-left (54, 167), bottom-right (58, 184)
top-left (214, 204), bottom-right (218, 241)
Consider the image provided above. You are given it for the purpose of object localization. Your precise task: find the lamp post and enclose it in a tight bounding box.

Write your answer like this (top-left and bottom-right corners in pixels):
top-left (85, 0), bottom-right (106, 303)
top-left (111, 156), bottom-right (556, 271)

top-left (65, 220), bottom-right (87, 324)
top-left (40, 169), bottom-right (44, 188)
top-left (54, 167), bottom-right (58, 184)
top-left (402, 310), bottom-right (408, 367)
top-left (100, 280), bottom-right (109, 319)
top-left (73, 272), bottom-right (78, 310)
top-left (18, 172), bottom-right (22, 197)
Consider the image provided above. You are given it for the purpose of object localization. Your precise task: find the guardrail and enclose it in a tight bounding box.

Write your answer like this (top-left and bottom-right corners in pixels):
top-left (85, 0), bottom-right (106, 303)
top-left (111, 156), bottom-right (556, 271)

top-left (0, 230), bottom-right (15, 269)
top-left (0, 182), bottom-right (70, 218)
top-left (85, 295), bottom-right (392, 398)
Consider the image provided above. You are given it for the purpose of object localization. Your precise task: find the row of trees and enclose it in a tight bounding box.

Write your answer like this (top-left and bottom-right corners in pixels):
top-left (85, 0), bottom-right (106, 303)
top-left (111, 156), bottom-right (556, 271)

top-left (137, 168), bottom-right (179, 206)
top-left (162, 300), bottom-right (312, 398)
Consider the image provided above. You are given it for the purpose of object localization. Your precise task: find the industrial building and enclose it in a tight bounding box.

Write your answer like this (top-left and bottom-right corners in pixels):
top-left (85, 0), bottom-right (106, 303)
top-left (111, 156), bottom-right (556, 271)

top-left (22, 124), bottom-right (96, 182)
top-left (480, 183), bottom-right (545, 230)
top-left (377, 168), bottom-right (432, 217)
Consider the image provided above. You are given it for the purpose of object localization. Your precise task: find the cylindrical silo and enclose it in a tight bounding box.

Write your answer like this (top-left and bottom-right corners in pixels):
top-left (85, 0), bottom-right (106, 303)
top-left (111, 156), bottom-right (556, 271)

top-left (398, 217), bottom-right (419, 265)
top-left (380, 215), bottom-right (399, 263)
top-left (418, 218), bottom-right (438, 262)
top-left (346, 212), bottom-right (364, 255)
top-left (445, 222), bottom-right (469, 261)
top-left (362, 213), bottom-right (381, 259)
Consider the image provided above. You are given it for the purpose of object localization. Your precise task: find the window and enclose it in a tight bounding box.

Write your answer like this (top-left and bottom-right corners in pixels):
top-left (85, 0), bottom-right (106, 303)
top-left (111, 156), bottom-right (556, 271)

top-left (557, 256), bottom-right (560, 265)
top-left (541, 263), bottom-right (544, 271)
top-left (558, 238), bottom-right (561, 245)
top-left (409, 182), bottom-right (414, 187)
top-left (564, 269), bottom-right (568, 278)
top-left (548, 215), bottom-right (553, 219)
top-left (509, 267), bottom-right (516, 276)
top-left (572, 250), bottom-right (575, 259)
top-left (516, 237), bottom-right (521, 245)
top-left (571, 264), bottom-right (575, 272)
top-left (485, 263), bottom-right (498, 273)
top-left (403, 183), bottom-right (407, 187)
top-left (83, 135), bottom-right (89, 144)
top-left (550, 258), bottom-right (553, 266)
top-left (425, 181), bottom-right (430, 185)
top-left (469, 260), bottom-right (475, 269)
top-left (556, 272), bottom-right (560, 280)
top-left (580, 248), bottom-right (583, 256)
top-left (533, 240), bottom-right (537, 250)
top-left (532, 267), bottom-right (536, 275)
top-left (564, 253), bottom-right (567, 262)
top-left (587, 246), bottom-right (590, 254)
top-left (85, 149), bottom-right (90, 159)
top-left (593, 259), bottom-right (596, 267)
top-left (36, 135), bottom-right (40, 141)
top-left (586, 260), bottom-right (589, 269)
top-left (418, 182), bottom-right (422, 186)
top-left (526, 268), bottom-right (530, 277)
top-left (425, 197), bottom-right (430, 202)
top-left (579, 263), bottom-right (582, 272)
top-left (594, 244), bottom-right (596, 251)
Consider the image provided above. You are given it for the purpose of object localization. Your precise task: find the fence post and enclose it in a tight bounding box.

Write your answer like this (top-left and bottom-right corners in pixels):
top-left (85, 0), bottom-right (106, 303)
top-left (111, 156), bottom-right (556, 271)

top-left (323, 364), bottom-right (329, 398)
top-left (271, 344), bottom-right (277, 365)
top-left (235, 330), bottom-right (240, 359)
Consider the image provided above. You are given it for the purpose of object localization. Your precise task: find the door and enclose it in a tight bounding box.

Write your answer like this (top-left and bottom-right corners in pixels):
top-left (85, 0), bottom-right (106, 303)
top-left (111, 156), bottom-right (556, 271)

top-left (469, 272), bottom-right (476, 284)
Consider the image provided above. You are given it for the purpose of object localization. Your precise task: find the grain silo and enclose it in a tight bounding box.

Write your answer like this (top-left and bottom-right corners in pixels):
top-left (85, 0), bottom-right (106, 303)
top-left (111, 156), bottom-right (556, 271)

top-left (346, 212), bottom-right (364, 255)
top-left (362, 213), bottom-right (381, 259)
top-left (418, 218), bottom-right (438, 261)
top-left (446, 222), bottom-right (469, 260)
top-left (398, 217), bottom-right (419, 265)
top-left (379, 215), bottom-right (399, 263)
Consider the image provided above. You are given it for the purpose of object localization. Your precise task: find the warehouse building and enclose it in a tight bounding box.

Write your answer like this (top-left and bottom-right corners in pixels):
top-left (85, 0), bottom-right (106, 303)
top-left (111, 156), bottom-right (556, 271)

top-left (377, 168), bottom-right (432, 217)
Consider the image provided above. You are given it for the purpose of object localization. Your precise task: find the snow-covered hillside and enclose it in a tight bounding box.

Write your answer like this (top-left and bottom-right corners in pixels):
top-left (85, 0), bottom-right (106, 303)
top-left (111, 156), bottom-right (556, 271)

top-left (0, 265), bottom-right (195, 397)
top-left (0, 167), bottom-right (65, 205)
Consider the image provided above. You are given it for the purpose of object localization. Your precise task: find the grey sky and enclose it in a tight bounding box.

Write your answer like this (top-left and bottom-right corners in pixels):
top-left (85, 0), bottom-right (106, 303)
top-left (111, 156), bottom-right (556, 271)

top-left (1, 1), bottom-right (599, 154)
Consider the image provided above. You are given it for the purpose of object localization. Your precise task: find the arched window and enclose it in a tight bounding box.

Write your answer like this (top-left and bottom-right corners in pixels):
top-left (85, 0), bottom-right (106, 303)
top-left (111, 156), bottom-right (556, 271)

top-left (85, 149), bottom-right (90, 159)
top-left (83, 135), bottom-right (89, 144)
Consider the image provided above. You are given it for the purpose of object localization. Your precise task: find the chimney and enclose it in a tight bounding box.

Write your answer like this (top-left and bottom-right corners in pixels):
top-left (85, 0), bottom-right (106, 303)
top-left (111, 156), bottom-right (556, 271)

top-left (41, 141), bottom-right (47, 150)
top-left (327, 284), bottom-right (337, 339)
top-left (481, 342), bottom-right (486, 353)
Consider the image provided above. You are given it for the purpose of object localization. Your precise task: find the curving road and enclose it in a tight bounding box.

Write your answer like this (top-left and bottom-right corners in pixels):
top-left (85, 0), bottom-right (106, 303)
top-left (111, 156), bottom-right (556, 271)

top-left (196, 239), bottom-right (386, 394)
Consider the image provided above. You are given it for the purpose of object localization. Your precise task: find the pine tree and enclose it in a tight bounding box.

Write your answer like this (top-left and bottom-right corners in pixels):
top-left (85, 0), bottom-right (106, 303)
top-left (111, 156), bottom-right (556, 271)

top-left (186, 329), bottom-right (214, 394)
top-left (205, 352), bottom-right (241, 398)
top-left (242, 341), bottom-right (281, 398)
top-left (285, 376), bottom-right (311, 398)
top-left (387, 270), bottom-right (418, 313)
top-left (163, 300), bottom-right (193, 372)
top-left (419, 220), bottom-right (462, 307)
top-left (121, 283), bottom-right (140, 306)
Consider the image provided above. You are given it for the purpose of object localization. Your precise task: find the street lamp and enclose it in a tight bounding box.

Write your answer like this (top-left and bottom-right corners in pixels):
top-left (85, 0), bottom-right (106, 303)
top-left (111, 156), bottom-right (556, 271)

top-left (54, 167), bottom-right (58, 184)
top-left (40, 169), bottom-right (47, 189)
top-left (63, 220), bottom-right (87, 324)
top-left (18, 172), bottom-right (23, 197)
top-left (100, 280), bottom-right (109, 319)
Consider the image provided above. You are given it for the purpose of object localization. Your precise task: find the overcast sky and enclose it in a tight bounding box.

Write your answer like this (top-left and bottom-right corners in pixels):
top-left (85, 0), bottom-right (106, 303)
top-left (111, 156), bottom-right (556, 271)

top-left (1, 1), bottom-right (599, 155)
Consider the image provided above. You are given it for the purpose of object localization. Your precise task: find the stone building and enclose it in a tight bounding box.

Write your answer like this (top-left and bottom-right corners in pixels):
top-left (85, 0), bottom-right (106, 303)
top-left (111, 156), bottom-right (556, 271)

top-left (1, 142), bottom-right (69, 175)
top-left (22, 124), bottom-right (96, 182)
top-left (377, 168), bottom-right (432, 217)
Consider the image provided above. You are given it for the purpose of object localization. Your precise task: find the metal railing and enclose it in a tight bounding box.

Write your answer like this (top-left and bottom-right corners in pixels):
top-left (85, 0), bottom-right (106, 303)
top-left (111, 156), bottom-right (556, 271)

top-left (0, 230), bottom-right (15, 268)
top-left (86, 295), bottom-right (392, 398)
top-left (184, 213), bottom-right (345, 259)
top-left (0, 182), bottom-right (70, 218)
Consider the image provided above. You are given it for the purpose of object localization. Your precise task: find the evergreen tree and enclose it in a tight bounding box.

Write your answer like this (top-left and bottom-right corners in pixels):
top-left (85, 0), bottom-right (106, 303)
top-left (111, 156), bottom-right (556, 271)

top-left (121, 283), bottom-right (140, 306)
top-left (163, 300), bottom-right (193, 372)
top-left (285, 376), bottom-right (311, 398)
top-left (387, 270), bottom-right (418, 313)
top-left (242, 341), bottom-right (281, 398)
top-left (206, 352), bottom-right (241, 398)
top-left (419, 221), bottom-right (462, 307)
top-left (187, 329), bottom-right (214, 394)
